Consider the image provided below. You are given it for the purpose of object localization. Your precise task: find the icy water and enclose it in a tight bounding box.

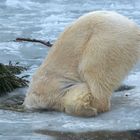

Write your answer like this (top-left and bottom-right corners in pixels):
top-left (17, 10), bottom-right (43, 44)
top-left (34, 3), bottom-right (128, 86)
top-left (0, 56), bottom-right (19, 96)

top-left (1, 0), bottom-right (140, 139)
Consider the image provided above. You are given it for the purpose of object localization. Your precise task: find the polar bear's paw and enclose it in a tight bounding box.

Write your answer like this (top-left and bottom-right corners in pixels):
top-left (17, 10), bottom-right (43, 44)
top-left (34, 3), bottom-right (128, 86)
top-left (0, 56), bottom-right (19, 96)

top-left (64, 91), bottom-right (97, 117)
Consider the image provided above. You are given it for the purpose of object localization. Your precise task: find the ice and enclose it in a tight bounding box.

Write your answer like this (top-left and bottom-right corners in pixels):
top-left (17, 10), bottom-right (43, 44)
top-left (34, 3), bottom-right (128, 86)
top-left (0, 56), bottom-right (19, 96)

top-left (0, 85), bottom-right (140, 139)
top-left (5, 0), bottom-right (41, 10)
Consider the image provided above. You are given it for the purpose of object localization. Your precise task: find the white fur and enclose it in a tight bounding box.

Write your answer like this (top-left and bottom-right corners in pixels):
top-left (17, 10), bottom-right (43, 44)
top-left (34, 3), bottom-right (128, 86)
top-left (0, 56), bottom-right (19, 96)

top-left (24, 11), bottom-right (140, 117)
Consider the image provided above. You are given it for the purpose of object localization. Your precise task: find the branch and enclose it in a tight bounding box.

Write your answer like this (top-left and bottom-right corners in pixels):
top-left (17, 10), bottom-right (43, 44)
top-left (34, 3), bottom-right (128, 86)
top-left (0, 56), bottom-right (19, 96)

top-left (14, 38), bottom-right (53, 47)
top-left (0, 63), bottom-right (29, 96)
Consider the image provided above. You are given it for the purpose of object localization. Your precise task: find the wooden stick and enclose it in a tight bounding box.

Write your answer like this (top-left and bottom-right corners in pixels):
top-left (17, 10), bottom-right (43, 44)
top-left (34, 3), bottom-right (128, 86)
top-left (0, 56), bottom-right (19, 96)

top-left (14, 38), bottom-right (53, 47)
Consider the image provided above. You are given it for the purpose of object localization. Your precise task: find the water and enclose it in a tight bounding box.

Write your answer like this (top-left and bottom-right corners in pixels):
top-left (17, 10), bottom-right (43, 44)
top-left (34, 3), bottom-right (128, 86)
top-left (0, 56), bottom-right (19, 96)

top-left (0, 0), bottom-right (140, 78)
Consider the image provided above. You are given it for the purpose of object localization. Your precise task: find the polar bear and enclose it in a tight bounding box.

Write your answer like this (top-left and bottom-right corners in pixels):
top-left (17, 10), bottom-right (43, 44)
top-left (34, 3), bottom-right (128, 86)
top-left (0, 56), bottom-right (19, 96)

top-left (24, 11), bottom-right (140, 117)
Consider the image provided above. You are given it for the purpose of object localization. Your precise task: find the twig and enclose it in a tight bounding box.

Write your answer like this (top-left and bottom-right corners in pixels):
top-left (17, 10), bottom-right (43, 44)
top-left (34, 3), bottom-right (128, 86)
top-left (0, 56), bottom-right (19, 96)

top-left (14, 38), bottom-right (53, 47)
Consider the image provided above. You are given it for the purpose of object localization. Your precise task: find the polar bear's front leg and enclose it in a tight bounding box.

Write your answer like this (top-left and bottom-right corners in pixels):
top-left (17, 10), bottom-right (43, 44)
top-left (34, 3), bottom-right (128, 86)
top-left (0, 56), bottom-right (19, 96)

top-left (63, 83), bottom-right (97, 117)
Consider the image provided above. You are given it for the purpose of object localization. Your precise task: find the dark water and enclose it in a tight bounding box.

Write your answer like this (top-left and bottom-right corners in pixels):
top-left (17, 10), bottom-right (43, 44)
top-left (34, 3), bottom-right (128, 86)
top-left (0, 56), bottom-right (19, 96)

top-left (36, 129), bottom-right (140, 140)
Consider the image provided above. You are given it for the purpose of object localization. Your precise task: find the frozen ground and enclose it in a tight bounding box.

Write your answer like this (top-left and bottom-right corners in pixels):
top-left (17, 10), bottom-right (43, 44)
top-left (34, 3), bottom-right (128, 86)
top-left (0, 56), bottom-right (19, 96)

top-left (0, 83), bottom-right (140, 140)
top-left (0, 0), bottom-right (140, 139)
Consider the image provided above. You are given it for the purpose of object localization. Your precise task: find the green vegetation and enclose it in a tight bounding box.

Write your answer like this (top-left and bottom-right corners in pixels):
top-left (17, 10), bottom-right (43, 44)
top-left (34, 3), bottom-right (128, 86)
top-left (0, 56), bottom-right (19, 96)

top-left (0, 62), bottom-right (29, 96)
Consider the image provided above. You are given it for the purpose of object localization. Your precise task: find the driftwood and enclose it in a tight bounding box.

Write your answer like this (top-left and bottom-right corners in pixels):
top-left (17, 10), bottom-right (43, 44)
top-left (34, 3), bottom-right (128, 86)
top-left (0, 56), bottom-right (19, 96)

top-left (14, 37), bottom-right (53, 47)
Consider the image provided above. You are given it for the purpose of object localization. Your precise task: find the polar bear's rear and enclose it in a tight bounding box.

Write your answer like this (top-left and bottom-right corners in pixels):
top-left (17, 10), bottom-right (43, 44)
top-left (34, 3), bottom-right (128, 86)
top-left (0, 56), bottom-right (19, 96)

top-left (24, 11), bottom-right (140, 117)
